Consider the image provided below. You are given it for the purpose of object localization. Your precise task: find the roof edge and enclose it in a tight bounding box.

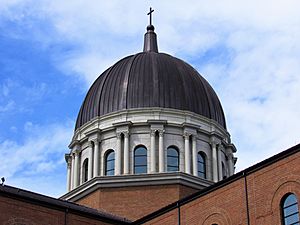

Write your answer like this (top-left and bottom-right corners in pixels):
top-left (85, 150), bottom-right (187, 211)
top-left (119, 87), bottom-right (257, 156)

top-left (0, 185), bottom-right (131, 224)
top-left (133, 142), bottom-right (300, 224)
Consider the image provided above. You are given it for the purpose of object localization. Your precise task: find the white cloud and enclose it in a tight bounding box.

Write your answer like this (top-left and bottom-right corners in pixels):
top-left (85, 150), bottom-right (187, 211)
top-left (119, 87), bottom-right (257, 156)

top-left (0, 100), bottom-right (15, 113)
top-left (0, 121), bottom-right (73, 196)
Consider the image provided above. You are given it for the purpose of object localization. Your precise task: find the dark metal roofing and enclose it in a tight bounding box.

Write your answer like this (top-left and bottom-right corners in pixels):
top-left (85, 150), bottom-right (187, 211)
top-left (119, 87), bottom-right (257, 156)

top-left (75, 27), bottom-right (226, 130)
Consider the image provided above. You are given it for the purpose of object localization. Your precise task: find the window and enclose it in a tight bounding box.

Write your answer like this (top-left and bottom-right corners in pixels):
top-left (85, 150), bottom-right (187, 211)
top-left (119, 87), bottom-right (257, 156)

top-left (222, 162), bottom-right (227, 179)
top-left (83, 159), bottom-right (88, 182)
top-left (105, 150), bottom-right (115, 176)
top-left (134, 146), bottom-right (147, 174)
top-left (282, 193), bottom-right (300, 225)
top-left (197, 152), bottom-right (206, 178)
top-left (167, 147), bottom-right (179, 172)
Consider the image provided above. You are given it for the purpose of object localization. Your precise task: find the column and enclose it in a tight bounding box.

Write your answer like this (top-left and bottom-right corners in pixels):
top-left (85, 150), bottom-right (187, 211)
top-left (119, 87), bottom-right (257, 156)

top-left (123, 132), bottom-right (130, 174)
top-left (115, 133), bottom-right (122, 175)
top-left (218, 146), bottom-right (222, 180)
top-left (74, 151), bottom-right (79, 187)
top-left (184, 133), bottom-right (191, 174)
top-left (150, 130), bottom-right (156, 173)
top-left (158, 130), bottom-right (164, 173)
top-left (228, 153), bottom-right (234, 176)
top-left (100, 149), bottom-right (104, 176)
top-left (192, 136), bottom-right (198, 176)
top-left (88, 142), bottom-right (93, 180)
top-left (93, 140), bottom-right (100, 177)
top-left (211, 143), bottom-right (218, 182)
top-left (71, 154), bottom-right (75, 189)
top-left (66, 156), bottom-right (71, 191)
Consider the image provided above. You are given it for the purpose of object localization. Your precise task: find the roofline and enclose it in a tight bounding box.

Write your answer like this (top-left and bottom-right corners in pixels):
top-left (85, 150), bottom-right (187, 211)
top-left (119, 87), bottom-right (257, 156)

top-left (0, 185), bottom-right (131, 224)
top-left (133, 143), bottom-right (300, 224)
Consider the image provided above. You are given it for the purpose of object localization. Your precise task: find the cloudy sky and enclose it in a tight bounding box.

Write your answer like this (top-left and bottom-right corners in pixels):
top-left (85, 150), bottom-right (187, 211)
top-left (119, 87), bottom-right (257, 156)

top-left (0, 0), bottom-right (299, 197)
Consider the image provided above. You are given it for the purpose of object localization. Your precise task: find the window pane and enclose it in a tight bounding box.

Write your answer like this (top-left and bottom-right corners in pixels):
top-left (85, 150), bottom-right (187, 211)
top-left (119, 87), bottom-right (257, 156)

top-left (135, 156), bottom-right (147, 166)
top-left (106, 160), bottom-right (115, 170)
top-left (134, 147), bottom-right (147, 174)
top-left (284, 204), bottom-right (299, 217)
top-left (167, 147), bottom-right (179, 172)
top-left (105, 151), bottom-right (115, 176)
top-left (106, 170), bottom-right (114, 176)
top-left (135, 166), bottom-right (147, 174)
top-left (197, 154), bottom-right (204, 163)
top-left (107, 151), bottom-right (115, 160)
top-left (285, 194), bottom-right (298, 207)
top-left (168, 156), bottom-right (178, 166)
top-left (135, 147), bottom-right (147, 156)
top-left (197, 152), bottom-right (206, 178)
top-left (198, 163), bottom-right (205, 171)
top-left (167, 148), bottom-right (178, 157)
top-left (198, 172), bottom-right (205, 179)
top-left (285, 213), bottom-right (300, 225)
top-left (167, 166), bottom-right (178, 172)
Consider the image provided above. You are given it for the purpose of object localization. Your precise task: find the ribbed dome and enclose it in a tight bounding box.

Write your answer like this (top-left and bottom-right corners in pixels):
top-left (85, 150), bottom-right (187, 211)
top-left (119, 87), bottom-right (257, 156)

top-left (75, 26), bottom-right (226, 130)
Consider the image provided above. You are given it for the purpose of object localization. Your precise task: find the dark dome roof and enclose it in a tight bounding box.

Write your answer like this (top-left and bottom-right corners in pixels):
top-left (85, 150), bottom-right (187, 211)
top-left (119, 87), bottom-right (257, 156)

top-left (75, 26), bottom-right (226, 130)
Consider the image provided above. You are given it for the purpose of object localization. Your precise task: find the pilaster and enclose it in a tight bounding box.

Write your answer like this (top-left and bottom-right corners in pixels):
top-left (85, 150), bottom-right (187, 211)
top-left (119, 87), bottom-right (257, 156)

top-left (158, 130), bottom-right (165, 173)
top-left (184, 132), bottom-right (191, 174)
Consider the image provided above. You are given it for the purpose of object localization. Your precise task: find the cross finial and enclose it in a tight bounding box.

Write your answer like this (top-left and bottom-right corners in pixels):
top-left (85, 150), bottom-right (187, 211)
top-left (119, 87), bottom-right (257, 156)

top-left (147, 7), bottom-right (154, 26)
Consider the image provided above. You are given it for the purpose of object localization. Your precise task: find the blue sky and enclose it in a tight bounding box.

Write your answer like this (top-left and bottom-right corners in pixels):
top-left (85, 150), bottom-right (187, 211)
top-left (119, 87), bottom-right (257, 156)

top-left (1, 0), bottom-right (300, 197)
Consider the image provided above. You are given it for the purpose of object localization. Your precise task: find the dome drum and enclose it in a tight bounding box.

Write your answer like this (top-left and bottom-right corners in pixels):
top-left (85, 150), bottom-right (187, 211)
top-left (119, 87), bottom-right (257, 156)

top-left (66, 108), bottom-right (236, 193)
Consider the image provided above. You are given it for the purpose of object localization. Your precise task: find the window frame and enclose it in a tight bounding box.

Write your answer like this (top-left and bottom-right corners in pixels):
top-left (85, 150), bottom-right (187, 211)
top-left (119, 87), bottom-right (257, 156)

top-left (281, 193), bottom-right (300, 225)
top-left (82, 158), bottom-right (89, 182)
top-left (134, 146), bottom-right (148, 174)
top-left (167, 146), bottom-right (179, 172)
top-left (197, 151), bottom-right (206, 179)
top-left (105, 150), bottom-right (115, 176)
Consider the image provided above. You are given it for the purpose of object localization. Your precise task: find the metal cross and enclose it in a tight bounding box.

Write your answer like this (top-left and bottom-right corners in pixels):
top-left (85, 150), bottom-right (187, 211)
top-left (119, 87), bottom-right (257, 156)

top-left (147, 7), bottom-right (154, 25)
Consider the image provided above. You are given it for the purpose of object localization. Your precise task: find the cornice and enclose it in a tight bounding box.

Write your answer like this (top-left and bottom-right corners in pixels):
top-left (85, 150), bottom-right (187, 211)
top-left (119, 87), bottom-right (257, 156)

top-left (60, 172), bottom-right (213, 202)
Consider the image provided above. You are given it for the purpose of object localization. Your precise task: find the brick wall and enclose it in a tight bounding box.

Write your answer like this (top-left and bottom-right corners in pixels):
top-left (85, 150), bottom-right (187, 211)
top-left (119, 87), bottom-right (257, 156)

top-left (76, 184), bottom-right (198, 221)
top-left (0, 195), bottom-right (121, 225)
top-left (142, 150), bottom-right (300, 225)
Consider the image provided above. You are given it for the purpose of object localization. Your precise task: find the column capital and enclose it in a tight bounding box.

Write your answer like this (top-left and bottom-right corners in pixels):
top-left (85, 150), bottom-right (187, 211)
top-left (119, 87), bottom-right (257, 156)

top-left (116, 132), bottom-right (122, 139)
top-left (87, 141), bottom-right (93, 148)
top-left (74, 149), bottom-right (81, 155)
top-left (65, 153), bottom-right (71, 164)
top-left (90, 138), bottom-right (101, 145)
top-left (150, 130), bottom-right (156, 137)
top-left (183, 132), bottom-right (191, 139)
top-left (158, 130), bottom-right (165, 137)
top-left (123, 131), bottom-right (129, 138)
top-left (227, 152), bottom-right (234, 160)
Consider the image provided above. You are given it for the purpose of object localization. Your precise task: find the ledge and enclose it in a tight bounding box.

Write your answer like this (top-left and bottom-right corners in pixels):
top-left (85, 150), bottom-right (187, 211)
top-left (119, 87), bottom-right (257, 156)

top-left (60, 172), bottom-right (214, 202)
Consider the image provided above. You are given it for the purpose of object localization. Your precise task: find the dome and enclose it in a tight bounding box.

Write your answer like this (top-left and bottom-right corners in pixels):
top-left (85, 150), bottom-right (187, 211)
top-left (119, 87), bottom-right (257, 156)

top-left (75, 26), bottom-right (226, 130)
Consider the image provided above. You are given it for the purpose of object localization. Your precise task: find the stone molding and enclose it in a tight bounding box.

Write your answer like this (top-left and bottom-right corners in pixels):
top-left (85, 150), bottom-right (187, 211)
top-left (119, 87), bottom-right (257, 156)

top-left (61, 172), bottom-right (214, 202)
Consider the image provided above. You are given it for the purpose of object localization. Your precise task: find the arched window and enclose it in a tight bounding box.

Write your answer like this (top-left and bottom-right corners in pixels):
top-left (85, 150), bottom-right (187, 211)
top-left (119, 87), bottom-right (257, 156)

top-left (167, 147), bottom-right (179, 172)
top-left (83, 159), bottom-right (88, 182)
top-left (197, 152), bottom-right (206, 178)
top-left (105, 150), bottom-right (115, 176)
top-left (222, 162), bottom-right (227, 179)
top-left (134, 146), bottom-right (147, 174)
top-left (281, 193), bottom-right (300, 225)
